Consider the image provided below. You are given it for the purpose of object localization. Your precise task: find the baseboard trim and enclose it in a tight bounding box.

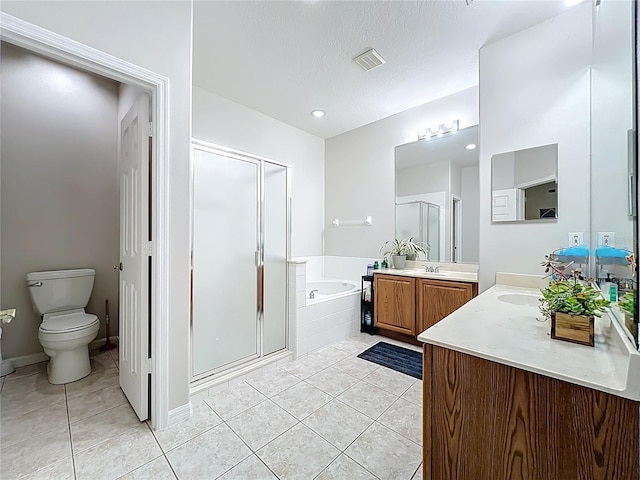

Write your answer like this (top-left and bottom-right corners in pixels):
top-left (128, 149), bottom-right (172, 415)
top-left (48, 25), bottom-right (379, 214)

top-left (8, 336), bottom-right (119, 368)
top-left (89, 336), bottom-right (119, 351)
top-left (166, 402), bottom-right (193, 429)
top-left (10, 351), bottom-right (48, 368)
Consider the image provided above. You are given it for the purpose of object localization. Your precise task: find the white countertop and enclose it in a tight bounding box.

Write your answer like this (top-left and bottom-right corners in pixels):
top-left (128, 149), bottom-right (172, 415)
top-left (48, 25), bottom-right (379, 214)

top-left (374, 268), bottom-right (478, 283)
top-left (417, 280), bottom-right (640, 401)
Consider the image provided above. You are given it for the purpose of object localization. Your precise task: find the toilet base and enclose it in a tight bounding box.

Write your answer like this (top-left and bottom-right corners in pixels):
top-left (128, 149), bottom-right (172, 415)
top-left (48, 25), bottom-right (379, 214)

top-left (45, 346), bottom-right (92, 384)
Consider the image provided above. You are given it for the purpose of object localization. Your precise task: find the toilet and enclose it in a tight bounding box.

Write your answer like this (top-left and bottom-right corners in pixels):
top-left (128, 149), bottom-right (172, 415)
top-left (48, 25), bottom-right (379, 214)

top-left (26, 268), bottom-right (99, 384)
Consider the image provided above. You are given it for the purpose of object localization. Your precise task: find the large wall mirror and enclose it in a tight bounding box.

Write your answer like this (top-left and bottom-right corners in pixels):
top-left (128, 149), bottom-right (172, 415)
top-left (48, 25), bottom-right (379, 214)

top-left (395, 125), bottom-right (479, 263)
top-left (591, 0), bottom-right (637, 347)
top-left (491, 144), bottom-right (558, 222)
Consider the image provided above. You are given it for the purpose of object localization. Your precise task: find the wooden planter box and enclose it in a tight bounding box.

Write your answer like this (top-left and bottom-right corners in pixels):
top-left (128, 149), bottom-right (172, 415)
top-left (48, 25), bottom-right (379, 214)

top-left (551, 312), bottom-right (594, 347)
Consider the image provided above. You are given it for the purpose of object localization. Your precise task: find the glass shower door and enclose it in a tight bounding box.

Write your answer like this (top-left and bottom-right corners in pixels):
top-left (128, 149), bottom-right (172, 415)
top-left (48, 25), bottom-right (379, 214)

top-left (191, 148), bottom-right (259, 377)
top-left (263, 162), bottom-right (288, 355)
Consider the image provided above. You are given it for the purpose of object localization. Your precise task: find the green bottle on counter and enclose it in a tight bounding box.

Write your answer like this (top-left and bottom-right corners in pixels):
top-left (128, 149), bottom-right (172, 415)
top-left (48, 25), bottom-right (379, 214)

top-left (381, 257), bottom-right (388, 269)
top-left (373, 261), bottom-right (379, 270)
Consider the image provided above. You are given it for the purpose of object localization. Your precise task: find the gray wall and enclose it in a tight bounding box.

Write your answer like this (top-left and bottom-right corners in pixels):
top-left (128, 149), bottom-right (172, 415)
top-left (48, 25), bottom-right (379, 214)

top-left (461, 165), bottom-right (479, 262)
top-left (1, 43), bottom-right (119, 359)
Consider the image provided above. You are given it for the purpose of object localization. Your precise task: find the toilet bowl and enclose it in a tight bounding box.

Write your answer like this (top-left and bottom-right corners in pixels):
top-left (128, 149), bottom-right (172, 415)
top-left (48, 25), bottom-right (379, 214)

top-left (38, 309), bottom-right (99, 384)
top-left (27, 269), bottom-right (99, 384)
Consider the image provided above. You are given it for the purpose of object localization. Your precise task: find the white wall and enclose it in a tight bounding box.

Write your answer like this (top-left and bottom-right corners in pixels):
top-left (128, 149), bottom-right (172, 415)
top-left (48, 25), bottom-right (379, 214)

top-left (461, 165), bottom-right (479, 262)
top-left (1, 43), bottom-right (119, 359)
top-left (478, 3), bottom-right (592, 291)
top-left (192, 86), bottom-right (325, 257)
top-left (325, 87), bottom-right (478, 258)
top-left (591, 0), bottom-right (634, 253)
top-left (1, 0), bottom-right (194, 410)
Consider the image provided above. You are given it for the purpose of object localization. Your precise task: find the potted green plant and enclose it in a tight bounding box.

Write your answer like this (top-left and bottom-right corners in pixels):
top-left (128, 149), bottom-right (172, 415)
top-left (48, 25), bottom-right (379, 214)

top-left (618, 290), bottom-right (637, 337)
top-left (539, 275), bottom-right (610, 347)
top-left (380, 237), bottom-right (427, 269)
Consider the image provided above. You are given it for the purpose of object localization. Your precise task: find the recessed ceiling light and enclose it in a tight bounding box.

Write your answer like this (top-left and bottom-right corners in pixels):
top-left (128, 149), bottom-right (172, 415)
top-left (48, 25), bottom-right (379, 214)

top-left (465, 143), bottom-right (477, 150)
top-left (311, 110), bottom-right (325, 118)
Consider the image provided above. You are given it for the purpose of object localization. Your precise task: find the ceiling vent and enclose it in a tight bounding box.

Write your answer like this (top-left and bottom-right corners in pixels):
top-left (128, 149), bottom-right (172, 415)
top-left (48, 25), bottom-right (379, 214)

top-left (353, 48), bottom-right (386, 72)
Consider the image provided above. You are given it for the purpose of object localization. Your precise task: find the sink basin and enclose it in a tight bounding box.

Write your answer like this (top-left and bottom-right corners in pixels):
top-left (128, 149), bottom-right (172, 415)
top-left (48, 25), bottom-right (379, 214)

top-left (497, 293), bottom-right (541, 307)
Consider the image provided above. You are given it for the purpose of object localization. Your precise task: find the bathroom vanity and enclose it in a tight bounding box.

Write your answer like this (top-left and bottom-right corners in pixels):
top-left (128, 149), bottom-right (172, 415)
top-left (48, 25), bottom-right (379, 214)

top-left (373, 268), bottom-right (478, 339)
top-left (418, 274), bottom-right (640, 479)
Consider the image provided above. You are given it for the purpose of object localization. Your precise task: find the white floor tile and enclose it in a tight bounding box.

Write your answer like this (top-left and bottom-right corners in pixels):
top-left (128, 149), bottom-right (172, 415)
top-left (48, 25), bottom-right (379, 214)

top-left (337, 381), bottom-right (398, 419)
top-left (306, 345), bottom-right (350, 366)
top-left (345, 423), bottom-right (421, 480)
top-left (0, 382), bottom-right (66, 418)
top-left (412, 463), bottom-right (424, 480)
top-left (70, 403), bottom-right (141, 453)
top-left (65, 367), bottom-right (119, 399)
top-left (0, 400), bottom-right (68, 448)
top-left (89, 350), bottom-right (118, 371)
top-left (166, 423), bottom-right (251, 480)
top-left (271, 382), bottom-right (332, 420)
top-left (1, 370), bottom-right (51, 396)
top-left (302, 399), bottom-right (373, 450)
top-left (118, 456), bottom-right (177, 480)
top-left (0, 425), bottom-right (72, 479)
top-left (316, 454), bottom-right (377, 480)
top-left (204, 382), bottom-right (267, 420)
top-left (19, 458), bottom-right (75, 480)
top-left (401, 380), bottom-right (423, 405)
top-left (227, 399), bottom-right (298, 451)
top-left (67, 383), bottom-right (129, 423)
top-left (218, 454), bottom-right (278, 480)
top-left (377, 397), bottom-right (423, 445)
top-left (305, 366), bottom-right (359, 397)
top-left (246, 368), bottom-right (301, 397)
top-left (152, 400), bottom-right (222, 453)
top-left (362, 366), bottom-right (416, 396)
top-left (332, 356), bottom-right (379, 379)
top-left (279, 355), bottom-right (328, 379)
top-left (5, 362), bottom-right (47, 380)
top-left (74, 423), bottom-right (162, 480)
top-left (257, 423), bottom-right (339, 480)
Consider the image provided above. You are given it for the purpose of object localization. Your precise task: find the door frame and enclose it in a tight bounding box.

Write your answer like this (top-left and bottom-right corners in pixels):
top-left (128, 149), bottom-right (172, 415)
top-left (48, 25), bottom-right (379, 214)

top-left (0, 13), bottom-right (170, 429)
top-left (451, 194), bottom-right (462, 262)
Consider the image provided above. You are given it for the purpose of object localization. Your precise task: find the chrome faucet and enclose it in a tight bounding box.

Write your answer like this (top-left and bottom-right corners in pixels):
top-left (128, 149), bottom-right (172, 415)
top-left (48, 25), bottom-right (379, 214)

top-left (309, 289), bottom-right (319, 299)
top-left (425, 266), bottom-right (440, 273)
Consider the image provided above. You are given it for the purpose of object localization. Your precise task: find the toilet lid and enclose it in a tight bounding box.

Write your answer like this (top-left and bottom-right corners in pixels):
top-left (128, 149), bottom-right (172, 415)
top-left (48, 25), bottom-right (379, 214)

top-left (40, 312), bottom-right (98, 333)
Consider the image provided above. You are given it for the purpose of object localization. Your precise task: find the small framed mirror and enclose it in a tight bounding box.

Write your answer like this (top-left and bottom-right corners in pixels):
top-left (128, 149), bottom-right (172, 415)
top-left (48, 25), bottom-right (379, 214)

top-left (491, 144), bottom-right (558, 222)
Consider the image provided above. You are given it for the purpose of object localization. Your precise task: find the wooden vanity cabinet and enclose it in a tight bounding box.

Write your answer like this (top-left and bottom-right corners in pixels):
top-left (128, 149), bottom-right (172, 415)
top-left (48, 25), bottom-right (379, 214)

top-left (416, 279), bottom-right (476, 333)
top-left (374, 274), bottom-right (477, 338)
top-left (423, 345), bottom-right (640, 479)
top-left (373, 274), bottom-right (416, 335)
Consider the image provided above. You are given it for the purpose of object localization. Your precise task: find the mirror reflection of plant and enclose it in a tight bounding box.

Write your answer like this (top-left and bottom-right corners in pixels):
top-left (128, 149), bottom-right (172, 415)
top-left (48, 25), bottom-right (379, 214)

top-left (380, 237), bottom-right (429, 259)
top-left (539, 272), bottom-right (610, 320)
top-left (618, 290), bottom-right (636, 318)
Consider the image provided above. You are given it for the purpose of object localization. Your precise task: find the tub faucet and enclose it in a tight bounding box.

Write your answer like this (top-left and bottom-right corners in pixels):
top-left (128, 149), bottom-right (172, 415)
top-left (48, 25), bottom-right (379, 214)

top-left (309, 289), bottom-right (318, 299)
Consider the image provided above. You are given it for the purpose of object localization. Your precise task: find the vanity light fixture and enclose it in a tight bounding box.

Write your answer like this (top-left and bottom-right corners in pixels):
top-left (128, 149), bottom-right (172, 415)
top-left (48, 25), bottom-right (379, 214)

top-left (311, 109), bottom-right (325, 118)
top-left (465, 143), bottom-right (477, 150)
top-left (417, 120), bottom-right (459, 141)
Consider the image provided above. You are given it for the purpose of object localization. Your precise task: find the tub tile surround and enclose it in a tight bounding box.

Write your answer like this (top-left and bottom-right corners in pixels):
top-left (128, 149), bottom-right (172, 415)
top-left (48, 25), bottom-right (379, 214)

top-left (1, 335), bottom-right (424, 479)
top-left (418, 272), bottom-right (640, 401)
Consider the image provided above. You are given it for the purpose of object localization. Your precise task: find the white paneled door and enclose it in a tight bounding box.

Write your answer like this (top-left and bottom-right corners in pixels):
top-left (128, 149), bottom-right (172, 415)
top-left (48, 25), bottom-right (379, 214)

top-left (118, 93), bottom-right (150, 421)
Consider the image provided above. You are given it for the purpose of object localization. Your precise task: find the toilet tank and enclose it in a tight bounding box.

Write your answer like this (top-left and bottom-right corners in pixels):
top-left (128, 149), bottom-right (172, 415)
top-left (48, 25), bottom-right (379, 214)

top-left (26, 269), bottom-right (95, 315)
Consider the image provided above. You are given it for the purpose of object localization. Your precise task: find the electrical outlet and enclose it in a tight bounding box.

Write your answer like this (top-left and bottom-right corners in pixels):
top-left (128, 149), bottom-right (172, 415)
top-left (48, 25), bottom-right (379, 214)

top-left (568, 232), bottom-right (583, 246)
top-left (598, 232), bottom-right (615, 247)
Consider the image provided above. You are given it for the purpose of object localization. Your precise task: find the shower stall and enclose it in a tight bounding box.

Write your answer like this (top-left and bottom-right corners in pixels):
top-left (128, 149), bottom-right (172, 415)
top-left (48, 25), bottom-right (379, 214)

top-left (396, 201), bottom-right (441, 261)
top-left (190, 140), bottom-right (291, 382)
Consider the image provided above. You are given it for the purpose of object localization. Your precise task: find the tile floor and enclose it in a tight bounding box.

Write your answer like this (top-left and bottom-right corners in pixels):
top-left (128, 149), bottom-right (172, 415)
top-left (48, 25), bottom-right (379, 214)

top-left (0, 334), bottom-right (424, 479)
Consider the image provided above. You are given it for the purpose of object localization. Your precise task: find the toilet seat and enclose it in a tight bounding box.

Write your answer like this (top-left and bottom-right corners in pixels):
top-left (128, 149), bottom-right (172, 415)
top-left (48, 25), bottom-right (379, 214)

top-left (40, 310), bottom-right (99, 334)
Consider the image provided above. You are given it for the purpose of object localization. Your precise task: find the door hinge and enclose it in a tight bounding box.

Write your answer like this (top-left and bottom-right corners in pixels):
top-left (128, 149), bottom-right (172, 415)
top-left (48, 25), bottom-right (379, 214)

top-left (146, 357), bottom-right (153, 375)
top-left (147, 241), bottom-right (153, 256)
top-left (145, 122), bottom-right (153, 137)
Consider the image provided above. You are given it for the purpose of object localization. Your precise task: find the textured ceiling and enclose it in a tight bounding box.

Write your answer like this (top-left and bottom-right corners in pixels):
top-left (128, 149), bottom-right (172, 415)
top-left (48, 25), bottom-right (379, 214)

top-left (193, 1), bottom-right (575, 139)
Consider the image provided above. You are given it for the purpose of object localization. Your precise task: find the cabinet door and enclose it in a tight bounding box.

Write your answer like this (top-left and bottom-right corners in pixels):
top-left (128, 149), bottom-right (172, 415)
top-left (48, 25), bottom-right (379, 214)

top-left (417, 279), bottom-right (474, 333)
top-left (374, 274), bottom-right (416, 335)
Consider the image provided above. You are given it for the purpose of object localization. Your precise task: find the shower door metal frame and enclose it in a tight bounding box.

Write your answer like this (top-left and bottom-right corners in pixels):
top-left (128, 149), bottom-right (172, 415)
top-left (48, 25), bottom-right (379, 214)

top-left (189, 139), bottom-right (291, 384)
